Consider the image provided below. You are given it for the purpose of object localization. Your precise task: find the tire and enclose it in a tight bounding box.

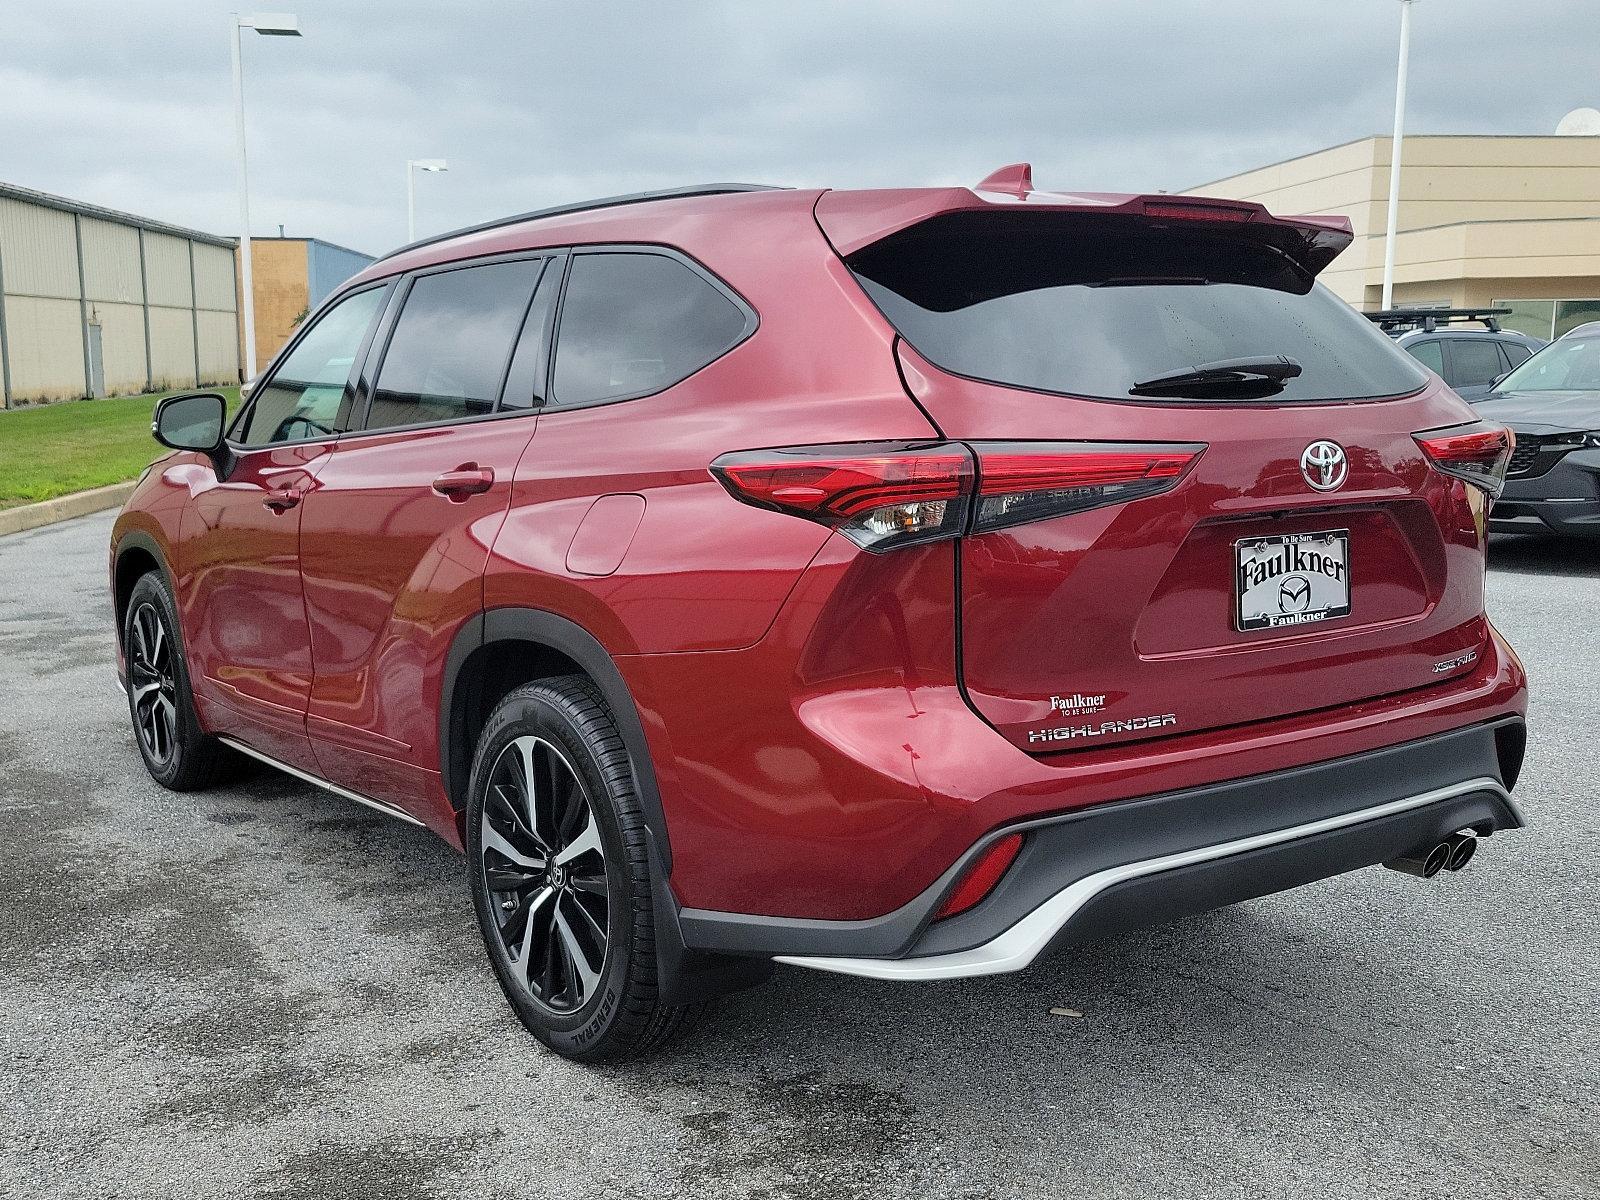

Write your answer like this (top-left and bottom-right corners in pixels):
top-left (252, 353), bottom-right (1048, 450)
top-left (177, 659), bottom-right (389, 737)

top-left (465, 675), bottom-right (709, 1060)
top-left (122, 571), bottom-right (231, 791)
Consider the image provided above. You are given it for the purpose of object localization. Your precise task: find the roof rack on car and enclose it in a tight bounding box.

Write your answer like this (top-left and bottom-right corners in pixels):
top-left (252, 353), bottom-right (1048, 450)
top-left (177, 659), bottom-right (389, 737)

top-left (1363, 307), bottom-right (1512, 334)
top-left (375, 183), bottom-right (786, 263)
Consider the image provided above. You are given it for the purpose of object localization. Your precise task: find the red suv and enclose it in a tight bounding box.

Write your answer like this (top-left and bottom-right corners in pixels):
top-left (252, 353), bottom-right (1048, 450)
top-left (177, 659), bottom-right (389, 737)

top-left (112, 166), bottom-right (1528, 1059)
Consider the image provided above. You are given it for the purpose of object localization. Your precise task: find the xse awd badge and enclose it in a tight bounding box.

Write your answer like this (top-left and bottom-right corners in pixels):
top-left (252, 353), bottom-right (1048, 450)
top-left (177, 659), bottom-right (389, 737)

top-left (1433, 650), bottom-right (1479, 674)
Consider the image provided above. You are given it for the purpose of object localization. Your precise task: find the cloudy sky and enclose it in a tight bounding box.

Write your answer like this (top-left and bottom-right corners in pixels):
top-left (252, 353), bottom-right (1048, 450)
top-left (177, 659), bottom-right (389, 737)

top-left (3, 1), bottom-right (1595, 256)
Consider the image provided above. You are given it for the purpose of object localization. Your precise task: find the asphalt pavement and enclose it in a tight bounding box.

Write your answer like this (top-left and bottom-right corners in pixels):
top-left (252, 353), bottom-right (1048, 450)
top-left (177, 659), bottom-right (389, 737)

top-left (1, 511), bottom-right (1595, 1200)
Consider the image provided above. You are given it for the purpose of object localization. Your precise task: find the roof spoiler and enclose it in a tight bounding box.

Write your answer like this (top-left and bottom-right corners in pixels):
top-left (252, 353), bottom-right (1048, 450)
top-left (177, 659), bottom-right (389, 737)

top-left (816, 162), bottom-right (1355, 278)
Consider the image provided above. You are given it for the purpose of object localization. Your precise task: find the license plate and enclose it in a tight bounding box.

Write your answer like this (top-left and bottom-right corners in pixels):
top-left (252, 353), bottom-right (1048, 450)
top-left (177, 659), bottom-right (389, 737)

top-left (1235, 530), bottom-right (1351, 631)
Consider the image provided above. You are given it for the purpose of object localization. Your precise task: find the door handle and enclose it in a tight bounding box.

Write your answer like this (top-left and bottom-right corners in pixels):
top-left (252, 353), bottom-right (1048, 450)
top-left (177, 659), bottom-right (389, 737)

top-left (432, 464), bottom-right (495, 500)
top-left (263, 485), bottom-right (305, 512)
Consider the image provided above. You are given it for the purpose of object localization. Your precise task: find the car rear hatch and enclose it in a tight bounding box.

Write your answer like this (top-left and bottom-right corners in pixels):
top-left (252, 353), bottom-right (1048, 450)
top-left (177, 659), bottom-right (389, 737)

top-left (817, 179), bottom-right (1502, 754)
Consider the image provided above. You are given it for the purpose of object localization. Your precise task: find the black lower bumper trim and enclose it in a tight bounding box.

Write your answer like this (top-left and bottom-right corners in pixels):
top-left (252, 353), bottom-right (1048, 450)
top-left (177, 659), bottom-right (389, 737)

top-left (678, 717), bottom-right (1526, 962)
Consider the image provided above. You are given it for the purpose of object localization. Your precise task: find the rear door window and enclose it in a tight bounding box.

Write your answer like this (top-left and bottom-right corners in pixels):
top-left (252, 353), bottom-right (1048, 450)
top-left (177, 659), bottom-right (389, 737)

top-left (848, 211), bottom-right (1427, 403)
top-left (364, 258), bottom-right (543, 431)
top-left (1446, 338), bottom-right (1508, 390)
top-left (551, 251), bottom-right (750, 407)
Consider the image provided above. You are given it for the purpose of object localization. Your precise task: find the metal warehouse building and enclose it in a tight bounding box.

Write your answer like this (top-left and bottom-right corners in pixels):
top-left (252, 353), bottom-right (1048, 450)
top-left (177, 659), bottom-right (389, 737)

top-left (0, 182), bottom-right (240, 408)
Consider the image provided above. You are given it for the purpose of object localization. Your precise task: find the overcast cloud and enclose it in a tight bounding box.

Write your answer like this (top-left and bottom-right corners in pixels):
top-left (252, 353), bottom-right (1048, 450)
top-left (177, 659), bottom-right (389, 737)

top-left (2, 1), bottom-right (1595, 256)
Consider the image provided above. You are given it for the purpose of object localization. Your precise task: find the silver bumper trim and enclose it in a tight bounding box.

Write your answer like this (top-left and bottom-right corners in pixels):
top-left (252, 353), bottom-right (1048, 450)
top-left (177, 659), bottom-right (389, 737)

top-left (217, 736), bottom-right (424, 827)
top-left (775, 776), bottom-right (1520, 982)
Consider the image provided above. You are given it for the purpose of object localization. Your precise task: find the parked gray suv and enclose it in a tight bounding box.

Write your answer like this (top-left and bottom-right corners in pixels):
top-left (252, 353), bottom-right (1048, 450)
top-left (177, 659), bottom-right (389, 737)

top-left (1367, 309), bottom-right (1546, 402)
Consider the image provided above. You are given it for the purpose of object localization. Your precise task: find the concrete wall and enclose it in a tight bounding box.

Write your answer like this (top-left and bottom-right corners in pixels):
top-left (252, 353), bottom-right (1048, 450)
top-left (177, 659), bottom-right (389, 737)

top-left (0, 185), bottom-right (239, 406)
top-left (1184, 135), bottom-right (1600, 309)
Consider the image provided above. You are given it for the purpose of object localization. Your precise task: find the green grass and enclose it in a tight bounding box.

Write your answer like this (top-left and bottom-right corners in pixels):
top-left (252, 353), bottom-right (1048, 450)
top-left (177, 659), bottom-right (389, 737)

top-left (0, 387), bottom-right (241, 508)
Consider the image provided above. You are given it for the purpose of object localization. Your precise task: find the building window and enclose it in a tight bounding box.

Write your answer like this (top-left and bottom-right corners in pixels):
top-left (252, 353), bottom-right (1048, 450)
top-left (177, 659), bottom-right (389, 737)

top-left (1492, 298), bottom-right (1600, 341)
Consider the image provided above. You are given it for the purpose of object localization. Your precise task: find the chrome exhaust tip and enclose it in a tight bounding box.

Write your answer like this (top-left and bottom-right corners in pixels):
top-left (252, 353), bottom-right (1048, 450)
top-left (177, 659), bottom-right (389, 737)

top-left (1384, 839), bottom-right (1453, 879)
top-left (1443, 831), bottom-right (1478, 872)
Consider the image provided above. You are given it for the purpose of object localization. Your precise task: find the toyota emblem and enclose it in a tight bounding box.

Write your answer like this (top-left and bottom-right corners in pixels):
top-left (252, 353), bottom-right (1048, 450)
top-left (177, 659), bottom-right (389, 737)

top-left (1300, 440), bottom-right (1348, 491)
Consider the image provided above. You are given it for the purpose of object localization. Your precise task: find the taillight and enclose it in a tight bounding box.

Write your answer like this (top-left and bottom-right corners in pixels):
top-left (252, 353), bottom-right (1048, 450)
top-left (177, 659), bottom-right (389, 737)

top-left (936, 833), bottom-right (1023, 920)
top-left (711, 441), bottom-right (1203, 551)
top-left (972, 443), bottom-right (1203, 533)
top-left (711, 441), bottom-right (973, 551)
top-left (1415, 422), bottom-right (1514, 499)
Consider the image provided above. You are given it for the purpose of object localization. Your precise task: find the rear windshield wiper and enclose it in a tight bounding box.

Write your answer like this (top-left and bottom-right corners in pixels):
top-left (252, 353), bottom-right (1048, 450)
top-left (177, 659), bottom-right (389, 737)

top-left (1129, 355), bottom-right (1303, 397)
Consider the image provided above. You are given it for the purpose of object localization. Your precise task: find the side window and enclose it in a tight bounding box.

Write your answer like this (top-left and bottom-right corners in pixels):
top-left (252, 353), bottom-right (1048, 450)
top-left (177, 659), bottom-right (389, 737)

top-left (1448, 339), bottom-right (1506, 389)
top-left (1406, 339), bottom-right (1444, 375)
top-left (1502, 342), bottom-right (1533, 369)
top-left (365, 258), bottom-right (543, 431)
top-left (551, 251), bottom-right (749, 407)
top-left (499, 259), bottom-right (561, 411)
top-left (236, 286), bottom-right (386, 446)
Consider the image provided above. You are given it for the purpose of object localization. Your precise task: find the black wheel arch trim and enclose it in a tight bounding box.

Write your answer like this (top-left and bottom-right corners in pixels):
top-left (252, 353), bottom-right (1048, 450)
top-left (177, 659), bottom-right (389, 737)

top-left (442, 606), bottom-right (769, 1004)
top-left (112, 531), bottom-right (179, 665)
top-left (441, 606), bottom-right (672, 874)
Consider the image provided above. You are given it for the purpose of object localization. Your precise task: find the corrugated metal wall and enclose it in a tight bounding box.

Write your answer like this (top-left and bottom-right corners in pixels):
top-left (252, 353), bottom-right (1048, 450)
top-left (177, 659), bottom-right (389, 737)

top-left (0, 197), bottom-right (85, 402)
top-left (0, 187), bottom-right (240, 406)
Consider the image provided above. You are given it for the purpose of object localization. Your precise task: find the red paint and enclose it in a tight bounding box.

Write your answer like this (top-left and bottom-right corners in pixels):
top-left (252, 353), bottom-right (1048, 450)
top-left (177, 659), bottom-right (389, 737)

top-left (111, 177), bottom-right (1527, 927)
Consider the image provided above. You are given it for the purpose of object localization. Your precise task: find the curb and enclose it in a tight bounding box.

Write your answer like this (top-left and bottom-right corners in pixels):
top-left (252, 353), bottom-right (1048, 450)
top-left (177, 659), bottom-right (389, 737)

top-left (0, 482), bottom-right (136, 538)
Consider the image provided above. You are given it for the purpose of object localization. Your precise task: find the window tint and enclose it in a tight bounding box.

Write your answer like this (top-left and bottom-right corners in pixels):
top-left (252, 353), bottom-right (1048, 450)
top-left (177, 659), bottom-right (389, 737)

top-left (850, 211), bottom-right (1427, 404)
top-left (552, 252), bottom-right (748, 406)
top-left (499, 259), bottom-right (561, 411)
top-left (1503, 342), bottom-right (1533, 368)
top-left (1449, 339), bottom-right (1506, 388)
top-left (237, 287), bottom-right (385, 446)
top-left (1407, 340), bottom-right (1444, 374)
top-left (366, 259), bottom-right (542, 431)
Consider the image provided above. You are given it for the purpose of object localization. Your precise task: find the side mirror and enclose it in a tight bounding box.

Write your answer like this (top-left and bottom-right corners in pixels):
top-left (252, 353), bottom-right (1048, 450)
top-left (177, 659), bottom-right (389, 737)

top-left (152, 392), bottom-right (233, 476)
top-left (1490, 371), bottom-right (1510, 390)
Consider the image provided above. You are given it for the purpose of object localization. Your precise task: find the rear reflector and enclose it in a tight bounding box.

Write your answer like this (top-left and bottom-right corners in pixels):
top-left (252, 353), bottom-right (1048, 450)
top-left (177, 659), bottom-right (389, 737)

top-left (712, 441), bottom-right (1203, 551)
top-left (1415, 423), bottom-right (1514, 498)
top-left (937, 833), bottom-right (1024, 920)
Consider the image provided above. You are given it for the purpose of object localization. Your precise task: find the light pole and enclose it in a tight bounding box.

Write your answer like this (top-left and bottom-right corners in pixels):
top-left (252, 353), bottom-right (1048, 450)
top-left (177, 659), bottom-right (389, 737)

top-left (1381, 0), bottom-right (1417, 311)
top-left (406, 159), bottom-right (449, 243)
top-left (231, 11), bottom-right (302, 381)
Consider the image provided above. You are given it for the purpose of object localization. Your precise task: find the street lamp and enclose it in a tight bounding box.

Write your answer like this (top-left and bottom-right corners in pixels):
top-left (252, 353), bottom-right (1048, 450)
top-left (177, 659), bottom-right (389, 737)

top-left (231, 11), bottom-right (302, 381)
top-left (1381, 0), bottom-right (1417, 310)
top-left (406, 159), bottom-right (449, 243)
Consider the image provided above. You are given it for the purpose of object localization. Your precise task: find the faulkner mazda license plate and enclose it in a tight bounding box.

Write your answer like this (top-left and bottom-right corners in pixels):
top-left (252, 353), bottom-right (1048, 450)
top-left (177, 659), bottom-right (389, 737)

top-left (1235, 530), bottom-right (1350, 631)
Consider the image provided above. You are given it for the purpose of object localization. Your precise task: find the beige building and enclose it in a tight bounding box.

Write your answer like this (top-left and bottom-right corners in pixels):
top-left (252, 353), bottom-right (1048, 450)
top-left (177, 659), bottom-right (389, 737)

top-left (1184, 134), bottom-right (1600, 340)
top-left (0, 181), bottom-right (240, 407)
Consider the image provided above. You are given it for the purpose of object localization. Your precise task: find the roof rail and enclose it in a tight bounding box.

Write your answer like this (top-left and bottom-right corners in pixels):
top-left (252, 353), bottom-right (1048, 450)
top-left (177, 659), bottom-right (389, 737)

top-left (1363, 307), bottom-right (1512, 334)
top-left (375, 183), bottom-right (786, 263)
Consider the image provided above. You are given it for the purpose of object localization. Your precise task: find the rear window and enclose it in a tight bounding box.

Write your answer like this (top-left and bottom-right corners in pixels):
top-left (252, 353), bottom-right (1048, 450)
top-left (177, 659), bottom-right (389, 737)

top-left (849, 212), bottom-right (1427, 403)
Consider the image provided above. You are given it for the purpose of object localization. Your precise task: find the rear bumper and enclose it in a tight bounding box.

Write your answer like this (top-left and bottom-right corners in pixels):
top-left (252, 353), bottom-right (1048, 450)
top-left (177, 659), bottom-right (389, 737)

top-left (681, 717), bottom-right (1527, 978)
